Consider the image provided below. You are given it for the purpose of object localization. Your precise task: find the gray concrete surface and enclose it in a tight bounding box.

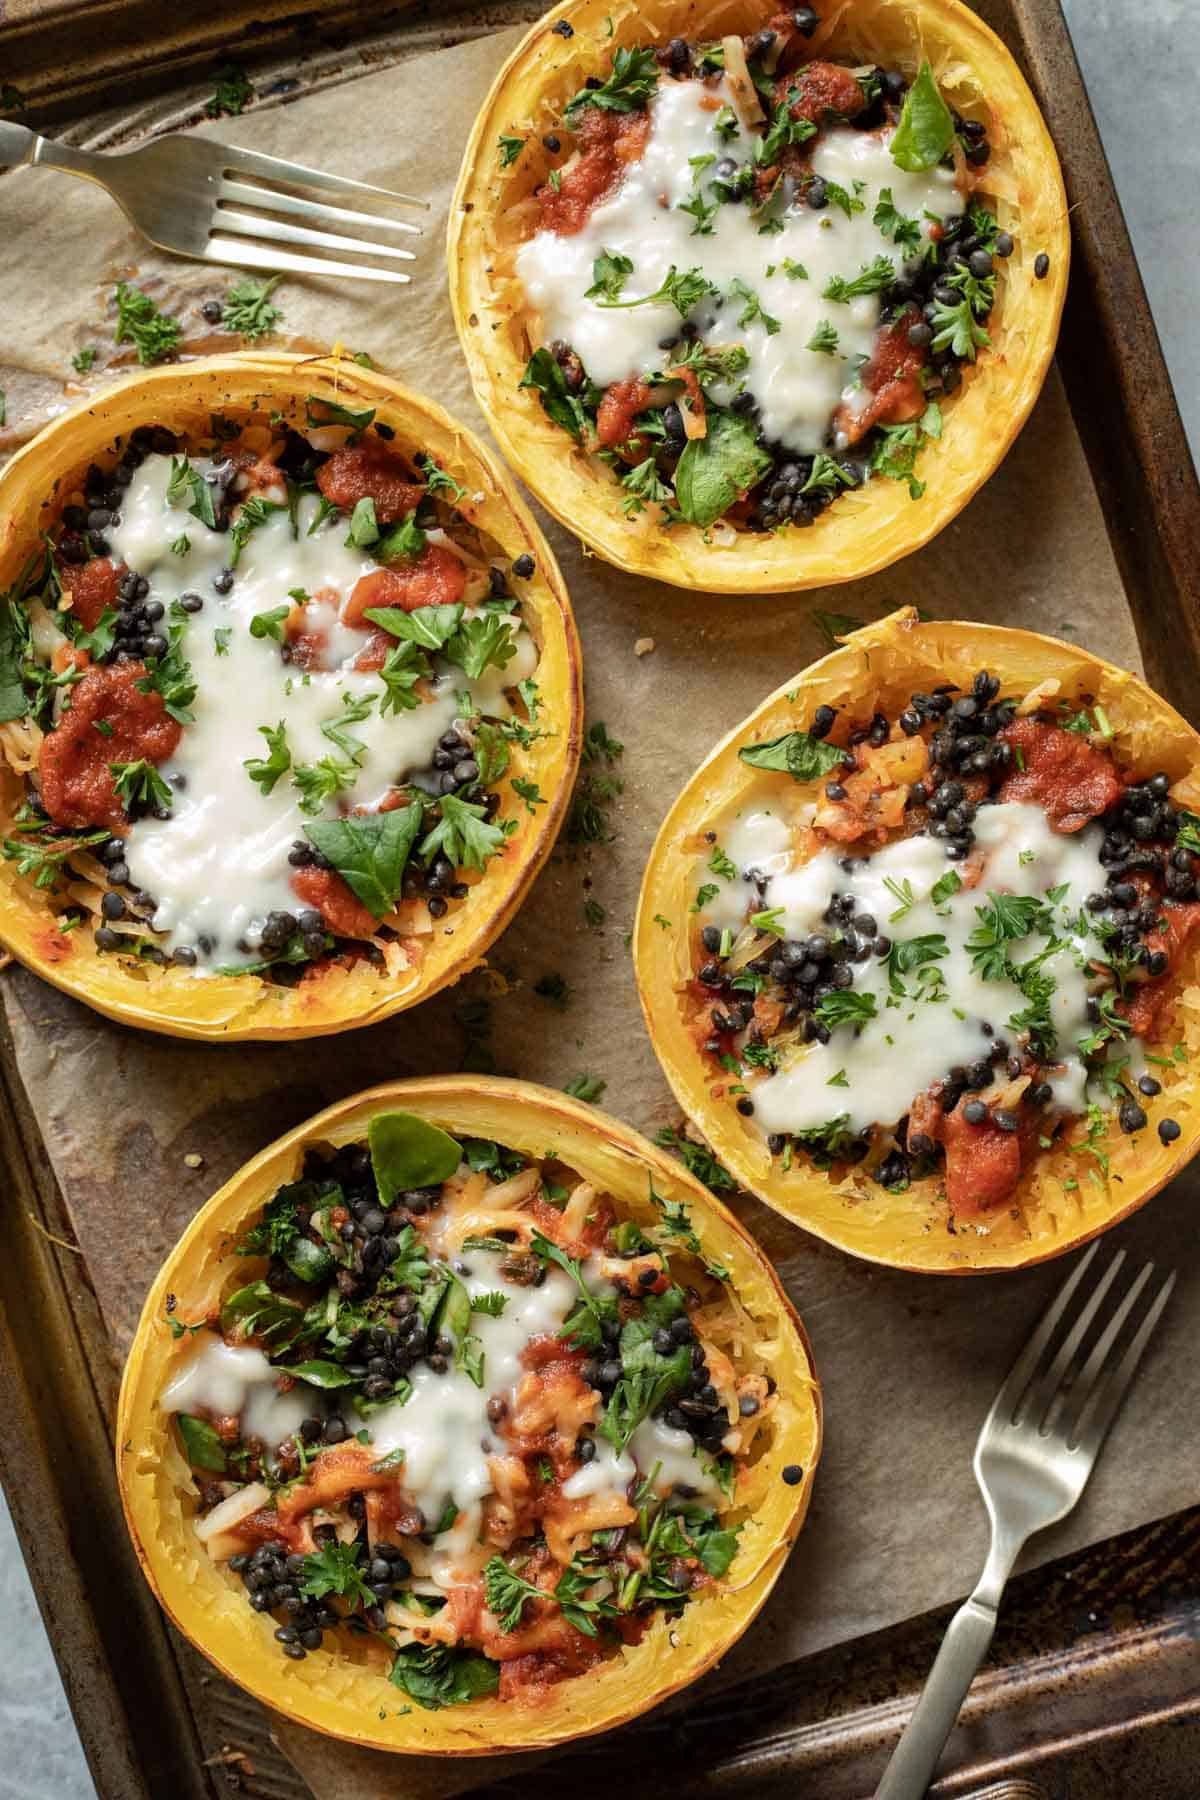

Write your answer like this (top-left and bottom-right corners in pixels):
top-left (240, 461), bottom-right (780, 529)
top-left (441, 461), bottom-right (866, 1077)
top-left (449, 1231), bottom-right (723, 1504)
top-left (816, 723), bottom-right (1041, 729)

top-left (0, 2), bottom-right (1195, 1794)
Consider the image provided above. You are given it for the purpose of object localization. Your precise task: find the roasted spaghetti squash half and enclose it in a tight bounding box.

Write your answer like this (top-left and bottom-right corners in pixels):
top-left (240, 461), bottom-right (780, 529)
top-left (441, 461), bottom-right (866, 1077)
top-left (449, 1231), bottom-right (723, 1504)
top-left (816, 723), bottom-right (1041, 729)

top-left (0, 354), bottom-right (580, 1039)
top-left (636, 610), bottom-right (1200, 1271)
top-left (450, 0), bottom-right (1068, 593)
top-left (116, 1077), bottom-right (820, 1753)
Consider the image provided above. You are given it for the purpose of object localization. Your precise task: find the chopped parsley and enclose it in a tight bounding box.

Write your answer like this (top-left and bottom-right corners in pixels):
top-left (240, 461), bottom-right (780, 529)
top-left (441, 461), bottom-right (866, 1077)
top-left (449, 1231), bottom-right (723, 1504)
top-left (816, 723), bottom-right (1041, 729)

top-left (113, 281), bottom-right (182, 365)
top-left (813, 610), bottom-right (863, 648)
top-left (249, 605), bottom-right (291, 642)
top-left (823, 180), bottom-right (865, 220)
top-left (728, 277), bottom-right (781, 336)
top-left (822, 255), bottom-right (896, 302)
top-left (814, 990), bottom-right (877, 1030)
top-left (243, 721), bottom-right (291, 796)
top-left (230, 496), bottom-right (286, 565)
top-left (872, 189), bottom-right (923, 255)
top-left (165, 456), bottom-right (217, 528)
top-left (654, 1127), bottom-right (736, 1193)
top-left (221, 276), bottom-right (283, 340)
top-left (930, 293), bottom-right (991, 362)
top-left (565, 46), bottom-right (658, 119)
top-left (206, 64), bottom-right (254, 118)
top-left (585, 249), bottom-right (634, 301)
top-left (885, 933), bottom-right (949, 996)
top-left (930, 869), bottom-right (962, 907)
top-left (563, 1072), bottom-right (607, 1103)
top-left (1, 826), bottom-right (110, 890)
top-left (110, 760), bottom-right (173, 815)
top-left (420, 793), bottom-right (513, 872)
top-left (871, 402), bottom-right (943, 500)
top-left (597, 263), bottom-right (716, 318)
top-left (484, 1556), bottom-right (543, 1631)
top-left (884, 876), bottom-right (915, 920)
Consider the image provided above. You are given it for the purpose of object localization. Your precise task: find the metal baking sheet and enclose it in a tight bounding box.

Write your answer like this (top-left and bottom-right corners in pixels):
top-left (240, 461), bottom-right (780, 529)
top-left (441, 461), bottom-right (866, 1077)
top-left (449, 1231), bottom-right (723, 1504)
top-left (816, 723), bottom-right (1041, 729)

top-left (0, 2), bottom-right (1198, 1795)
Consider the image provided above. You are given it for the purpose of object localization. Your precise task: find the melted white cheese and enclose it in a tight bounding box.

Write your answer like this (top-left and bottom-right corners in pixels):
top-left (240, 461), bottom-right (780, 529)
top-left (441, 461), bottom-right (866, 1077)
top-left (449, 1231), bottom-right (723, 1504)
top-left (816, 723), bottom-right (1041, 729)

top-left (161, 1335), bottom-right (315, 1450)
top-left (516, 78), bottom-right (961, 455)
top-left (165, 1242), bottom-right (726, 1557)
top-left (704, 806), bottom-right (797, 930)
top-left (629, 1417), bottom-right (726, 1503)
top-left (365, 1253), bottom-right (576, 1548)
top-left (702, 801), bottom-right (1115, 1134)
top-left (562, 1438), bottom-right (635, 1500)
top-left (103, 454), bottom-right (536, 967)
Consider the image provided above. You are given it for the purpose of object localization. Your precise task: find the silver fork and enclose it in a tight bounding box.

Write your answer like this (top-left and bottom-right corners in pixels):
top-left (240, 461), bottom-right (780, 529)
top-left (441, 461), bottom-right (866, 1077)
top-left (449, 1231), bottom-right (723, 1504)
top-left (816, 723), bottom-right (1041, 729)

top-left (0, 121), bottom-right (426, 284)
top-left (876, 1242), bottom-right (1176, 1800)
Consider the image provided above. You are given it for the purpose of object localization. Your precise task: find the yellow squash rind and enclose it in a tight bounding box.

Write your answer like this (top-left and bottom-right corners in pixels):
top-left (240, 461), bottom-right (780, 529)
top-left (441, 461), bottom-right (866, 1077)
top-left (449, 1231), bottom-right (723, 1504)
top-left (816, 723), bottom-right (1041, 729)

top-left (449, 0), bottom-right (1069, 593)
top-left (0, 354), bottom-right (582, 1039)
top-left (635, 609), bottom-right (1200, 1272)
top-left (116, 1076), bottom-right (821, 1753)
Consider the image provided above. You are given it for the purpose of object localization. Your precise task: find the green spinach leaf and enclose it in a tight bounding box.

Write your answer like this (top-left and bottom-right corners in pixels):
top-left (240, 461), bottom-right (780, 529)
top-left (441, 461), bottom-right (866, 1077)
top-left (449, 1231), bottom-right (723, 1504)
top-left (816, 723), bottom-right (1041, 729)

top-left (368, 1111), bottom-right (462, 1206)
top-left (303, 802), bottom-right (423, 920)
top-left (890, 61), bottom-right (955, 172)
top-left (737, 731), bottom-right (850, 782)
top-left (673, 410), bottom-right (772, 530)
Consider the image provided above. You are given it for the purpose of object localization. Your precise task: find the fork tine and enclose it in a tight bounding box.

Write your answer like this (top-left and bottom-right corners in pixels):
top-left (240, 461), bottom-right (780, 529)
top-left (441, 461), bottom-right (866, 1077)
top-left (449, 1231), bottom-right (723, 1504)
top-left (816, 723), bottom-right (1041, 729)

top-left (219, 179), bottom-right (422, 237)
top-left (1068, 1265), bottom-right (1173, 1453)
top-left (201, 239), bottom-right (412, 285)
top-left (983, 1241), bottom-right (1100, 1431)
top-left (1025, 1249), bottom-right (1126, 1431)
top-left (213, 209), bottom-right (416, 262)
top-left (217, 144), bottom-right (428, 210)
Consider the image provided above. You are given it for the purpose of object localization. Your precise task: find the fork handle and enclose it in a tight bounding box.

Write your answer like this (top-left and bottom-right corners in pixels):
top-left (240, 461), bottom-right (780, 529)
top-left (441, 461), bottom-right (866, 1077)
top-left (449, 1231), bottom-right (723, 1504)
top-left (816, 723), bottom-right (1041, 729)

top-left (875, 1593), bottom-right (999, 1799)
top-left (0, 121), bottom-right (99, 179)
top-left (0, 121), bottom-right (38, 167)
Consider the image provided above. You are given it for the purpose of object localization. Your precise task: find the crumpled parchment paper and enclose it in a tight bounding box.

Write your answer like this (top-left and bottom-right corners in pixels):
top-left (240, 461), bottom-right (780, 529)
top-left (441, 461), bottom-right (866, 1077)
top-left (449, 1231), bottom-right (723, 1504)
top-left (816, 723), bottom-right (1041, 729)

top-left (3, 24), bottom-right (1193, 1800)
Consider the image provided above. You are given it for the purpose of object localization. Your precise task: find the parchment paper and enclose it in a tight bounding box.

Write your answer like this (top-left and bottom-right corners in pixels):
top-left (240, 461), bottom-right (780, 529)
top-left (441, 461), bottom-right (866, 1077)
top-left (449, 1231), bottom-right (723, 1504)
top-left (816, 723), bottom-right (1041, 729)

top-left (1, 25), bottom-right (1194, 1800)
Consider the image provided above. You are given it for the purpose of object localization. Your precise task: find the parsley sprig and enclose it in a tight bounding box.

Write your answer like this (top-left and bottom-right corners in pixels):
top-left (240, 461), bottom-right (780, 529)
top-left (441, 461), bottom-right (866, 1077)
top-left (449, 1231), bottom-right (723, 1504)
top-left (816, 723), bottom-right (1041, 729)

top-left (596, 264), bottom-right (716, 318)
top-left (113, 281), bottom-right (182, 365)
top-left (221, 276), bottom-right (283, 341)
top-left (565, 46), bottom-right (658, 119)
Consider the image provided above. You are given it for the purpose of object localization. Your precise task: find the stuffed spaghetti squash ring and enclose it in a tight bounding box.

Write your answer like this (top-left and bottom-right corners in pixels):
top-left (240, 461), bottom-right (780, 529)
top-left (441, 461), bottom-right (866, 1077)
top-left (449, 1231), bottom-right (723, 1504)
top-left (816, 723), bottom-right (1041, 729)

top-left (116, 1076), bottom-right (820, 1754)
top-left (449, 0), bottom-right (1068, 593)
top-left (0, 353), bottom-right (580, 1040)
top-left (635, 609), bottom-right (1200, 1273)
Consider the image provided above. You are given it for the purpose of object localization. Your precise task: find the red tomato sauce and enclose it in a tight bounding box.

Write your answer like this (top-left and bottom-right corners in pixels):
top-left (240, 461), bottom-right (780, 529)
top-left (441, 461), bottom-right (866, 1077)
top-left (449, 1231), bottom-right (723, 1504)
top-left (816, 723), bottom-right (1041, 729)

top-left (596, 377), bottom-right (653, 449)
top-left (666, 364), bottom-right (706, 431)
top-left (775, 60), bottom-right (866, 126)
top-left (909, 1088), bottom-right (1034, 1215)
top-left (315, 443), bottom-right (424, 523)
top-left (284, 629), bottom-right (327, 671)
top-left (351, 627), bottom-right (395, 673)
top-left (938, 1106), bottom-right (1024, 1214)
top-left (498, 1638), bottom-right (606, 1700)
top-left (835, 314), bottom-right (928, 445)
top-left (997, 719), bottom-right (1125, 831)
top-left (289, 866), bottom-right (378, 940)
top-left (539, 107), bottom-right (651, 235)
top-left (519, 1333), bottom-right (591, 1378)
top-left (345, 547), bottom-right (467, 626)
top-left (39, 663), bottom-right (181, 831)
top-left (1122, 901), bottom-right (1200, 1038)
top-left (64, 557), bottom-right (124, 632)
